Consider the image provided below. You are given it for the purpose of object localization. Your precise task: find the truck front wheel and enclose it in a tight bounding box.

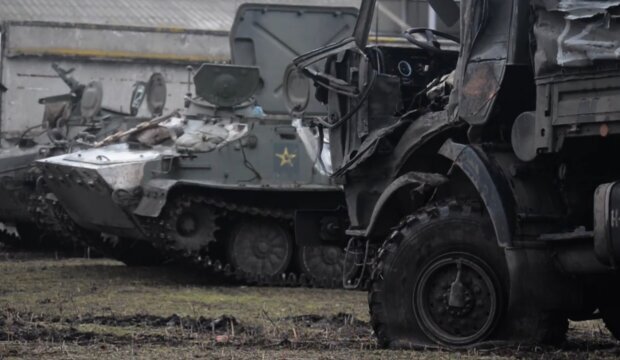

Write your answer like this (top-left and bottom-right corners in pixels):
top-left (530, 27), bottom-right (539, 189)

top-left (368, 202), bottom-right (508, 348)
top-left (601, 307), bottom-right (620, 340)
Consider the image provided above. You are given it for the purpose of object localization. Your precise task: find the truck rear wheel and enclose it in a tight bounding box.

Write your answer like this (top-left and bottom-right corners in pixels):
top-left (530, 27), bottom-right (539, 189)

top-left (368, 202), bottom-right (508, 348)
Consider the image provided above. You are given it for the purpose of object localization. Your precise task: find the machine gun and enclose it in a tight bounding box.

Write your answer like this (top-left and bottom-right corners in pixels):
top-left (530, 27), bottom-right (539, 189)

top-left (38, 64), bottom-right (86, 106)
top-left (51, 63), bottom-right (84, 95)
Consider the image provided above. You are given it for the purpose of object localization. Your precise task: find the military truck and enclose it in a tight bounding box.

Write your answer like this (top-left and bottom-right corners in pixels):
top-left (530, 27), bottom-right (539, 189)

top-left (290, 0), bottom-right (620, 348)
top-left (0, 63), bottom-right (163, 249)
top-left (37, 4), bottom-right (357, 285)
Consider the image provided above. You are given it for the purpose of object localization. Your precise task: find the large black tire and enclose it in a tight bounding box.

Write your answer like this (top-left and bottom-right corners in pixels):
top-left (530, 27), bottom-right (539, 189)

top-left (368, 201), bottom-right (569, 348)
top-left (601, 307), bottom-right (620, 341)
top-left (369, 202), bottom-right (508, 348)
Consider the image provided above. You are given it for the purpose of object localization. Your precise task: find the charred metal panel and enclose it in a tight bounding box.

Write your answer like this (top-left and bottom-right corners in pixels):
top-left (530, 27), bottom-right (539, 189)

top-left (529, 70), bottom-right (620, 157)
top-left (450, 0), bottom-right (530, 126)
top-left (518, 2), bottom-right (620, 158)
top-left (362, 171), bottom-right (447, 238)
top-left (438, 140), bottom-right (514, 247)
top-left (391, 110), bottom-right (462, 174)
top-left (533, 1), bottom-right (620, 76)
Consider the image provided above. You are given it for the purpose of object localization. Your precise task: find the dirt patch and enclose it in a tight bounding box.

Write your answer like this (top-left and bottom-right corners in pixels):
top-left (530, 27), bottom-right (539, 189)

top-left (1, 251), bottom-right (620, 359)
top-left (0, 309), bottom-right (373, 351)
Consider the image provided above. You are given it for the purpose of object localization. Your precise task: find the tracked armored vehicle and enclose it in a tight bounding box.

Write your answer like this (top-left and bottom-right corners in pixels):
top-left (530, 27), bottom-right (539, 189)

top-left (38, 4), bottom-right (357, 284)
top-left (0, 64), bottom-right (159, 248)
top-left (291, 0), bottom-right (620, 349)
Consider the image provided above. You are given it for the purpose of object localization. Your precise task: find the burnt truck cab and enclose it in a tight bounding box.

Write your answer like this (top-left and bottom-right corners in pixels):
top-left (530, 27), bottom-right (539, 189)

top-left (291, 0), bottom-right (620, 350)
top-left (287, 2), bottom-right (459, 237)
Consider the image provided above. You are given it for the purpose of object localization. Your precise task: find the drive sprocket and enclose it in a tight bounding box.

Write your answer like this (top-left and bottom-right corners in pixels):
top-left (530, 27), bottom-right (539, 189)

top-left (157, 194), bottom-right (219, 254)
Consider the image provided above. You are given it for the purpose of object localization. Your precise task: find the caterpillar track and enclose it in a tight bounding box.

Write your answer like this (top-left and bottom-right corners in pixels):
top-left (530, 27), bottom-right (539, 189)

top-left (0, 227), bottom-right (20, 249)
top-left (42, 191), bottom-right (350, 288)
top-left (148, 193), bottom-right (349, 288)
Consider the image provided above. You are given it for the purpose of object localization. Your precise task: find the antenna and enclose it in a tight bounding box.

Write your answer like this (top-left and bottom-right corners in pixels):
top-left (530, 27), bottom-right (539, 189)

top-left (185, 65), bottom-right (194, 109)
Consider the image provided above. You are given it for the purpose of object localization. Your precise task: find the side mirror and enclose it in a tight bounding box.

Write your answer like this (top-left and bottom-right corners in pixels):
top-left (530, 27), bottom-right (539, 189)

top-left (283, 63), bottom-right (311, 117)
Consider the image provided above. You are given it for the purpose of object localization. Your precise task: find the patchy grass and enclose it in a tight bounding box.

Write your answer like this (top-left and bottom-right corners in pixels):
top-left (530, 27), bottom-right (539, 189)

top-left (0, 250), bottom-right (619, 359)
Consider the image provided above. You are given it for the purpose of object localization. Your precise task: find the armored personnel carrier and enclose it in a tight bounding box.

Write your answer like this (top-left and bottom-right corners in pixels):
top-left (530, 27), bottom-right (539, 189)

top-left (291, 0), bottom-right (620, 349)
top-left (0, 63), bottom-right (163, 249)
top-left (38, 4), bottom-right (357, 285)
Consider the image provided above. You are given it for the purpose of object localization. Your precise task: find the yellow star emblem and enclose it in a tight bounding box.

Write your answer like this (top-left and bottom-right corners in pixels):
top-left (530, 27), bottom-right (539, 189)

top-left (275, 147), bottom-right (296, 167)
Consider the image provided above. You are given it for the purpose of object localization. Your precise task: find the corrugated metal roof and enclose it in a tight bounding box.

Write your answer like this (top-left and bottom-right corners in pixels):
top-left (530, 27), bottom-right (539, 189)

top-left (0, 0), bottom-right (361, 32)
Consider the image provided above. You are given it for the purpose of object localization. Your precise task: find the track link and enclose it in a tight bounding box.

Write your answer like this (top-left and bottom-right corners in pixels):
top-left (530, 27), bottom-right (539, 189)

top-left (151, 194), bottom-right (344, 288)
top-left (0, 227), bottom-right (20, 248)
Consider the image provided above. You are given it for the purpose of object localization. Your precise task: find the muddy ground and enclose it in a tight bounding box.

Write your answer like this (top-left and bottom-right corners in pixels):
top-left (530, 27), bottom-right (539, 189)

top-left (0, 249), bottom-right (618, 359)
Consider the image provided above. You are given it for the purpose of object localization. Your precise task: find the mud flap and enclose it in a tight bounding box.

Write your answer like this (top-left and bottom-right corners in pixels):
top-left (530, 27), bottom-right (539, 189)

top-left (502, 248), bottom-right (579, 342)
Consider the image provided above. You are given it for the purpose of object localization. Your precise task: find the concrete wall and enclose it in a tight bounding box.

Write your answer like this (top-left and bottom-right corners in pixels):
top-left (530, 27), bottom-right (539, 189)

top-left (0, 22), bottom-right (229, 140)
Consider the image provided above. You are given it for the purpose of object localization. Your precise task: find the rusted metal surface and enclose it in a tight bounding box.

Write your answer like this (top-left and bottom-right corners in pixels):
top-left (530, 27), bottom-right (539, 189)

top-left (536, 0), bottom-right (620, 19)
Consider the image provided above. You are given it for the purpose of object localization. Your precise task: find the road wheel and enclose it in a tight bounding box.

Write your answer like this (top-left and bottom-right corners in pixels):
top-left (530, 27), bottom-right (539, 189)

top-left (368, 202), bottom-right (508, 348)
top-left (297, 245), bottom-right (347, 287)
top-left (227, 219), bottom-right (293, 278)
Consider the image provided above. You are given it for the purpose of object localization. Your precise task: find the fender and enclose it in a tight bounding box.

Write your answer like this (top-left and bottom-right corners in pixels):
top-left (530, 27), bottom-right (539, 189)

top-left (350, 171), bottom-right (448, 238)
top-left (438, 139), bottom-right (515, 248)
top-left (133, 179), bottom-right (179, 217)
top-left (438, 140), bottom-right (584, 324)
top-left (133, 178), bottom-right (345, 218)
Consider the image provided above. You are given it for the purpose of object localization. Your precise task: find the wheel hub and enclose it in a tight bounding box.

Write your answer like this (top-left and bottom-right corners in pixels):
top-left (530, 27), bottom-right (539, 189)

top-left (253, 241), bottom-right (270, 258)
top-left (415, 254), bottom-right (498, 345)
top-left (443, 287), bottom-right (475, 317)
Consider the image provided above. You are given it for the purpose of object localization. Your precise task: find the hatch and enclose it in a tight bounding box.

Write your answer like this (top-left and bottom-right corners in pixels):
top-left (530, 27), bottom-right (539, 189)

top-left (193, 64), bottom-right (260, 107)
top-left (230, 3), bottom-right (358, 116)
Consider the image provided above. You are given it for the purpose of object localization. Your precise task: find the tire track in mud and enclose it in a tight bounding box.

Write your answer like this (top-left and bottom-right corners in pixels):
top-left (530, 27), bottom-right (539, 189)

top-left (0, 310), bottom-right (373, 349)
top-left (2, 310), bottom-right (620, 357)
